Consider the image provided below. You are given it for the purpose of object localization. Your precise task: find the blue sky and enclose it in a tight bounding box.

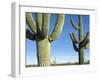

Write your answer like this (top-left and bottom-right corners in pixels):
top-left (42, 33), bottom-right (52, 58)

top-left (26, 13), bottom-right (89, 65)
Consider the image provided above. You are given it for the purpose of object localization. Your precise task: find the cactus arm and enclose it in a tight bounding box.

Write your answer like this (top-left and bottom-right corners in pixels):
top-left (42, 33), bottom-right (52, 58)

top-left (71, 18), bottom-right (79, 30)
top-left (36, 13), bottom-right (45, 39)
top-left (85, 32), bottom-right (89, 41)
top-left (80, 38), bottom-right (89, 49)
top-left (42, 13), bottom-right (51, 37)
top-left (26, 29), bottom-right (35, 41)
top-left (82, 35), bottom-right (88, 49)
top-left (72, 41), bottom-right (79, 52)
top-left (79, 32), bottom-right (89, 48)
top-left (70, 33), bottom-right (79, 52)
top-left (73, 42), bottom-right (79, 52)
top-left (37, 13), bottom-right (42, 31)
top-left (26, 12), bottom-right (37, 33)
top-left (85, 42), bottom-right (89, 49)
top-left (70, 32), bottom-right (78, 43)
top-left (48, 14), bottom-right (65, 42)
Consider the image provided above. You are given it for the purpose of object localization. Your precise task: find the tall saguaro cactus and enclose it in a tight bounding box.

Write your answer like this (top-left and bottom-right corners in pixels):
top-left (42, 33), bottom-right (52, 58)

top-left (26, 13), bottom-right (65, 66)
top-left (70, 15), bottom-right (89, 64)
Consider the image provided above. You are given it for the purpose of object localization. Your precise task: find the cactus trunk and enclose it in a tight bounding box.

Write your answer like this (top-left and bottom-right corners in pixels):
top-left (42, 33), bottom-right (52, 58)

top-left (79, 48), bottom-right (84, 64)
top-left (78, 16), bottom-right (84, 64)
top-left (36, 36), bottom-right (50, 66)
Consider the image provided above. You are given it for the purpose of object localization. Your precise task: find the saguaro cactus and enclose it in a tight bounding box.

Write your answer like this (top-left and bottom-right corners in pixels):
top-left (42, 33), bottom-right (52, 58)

top-left (26, 13), bottom-right (65, 66)
top-left (70, 15), bottom-right (89, 64)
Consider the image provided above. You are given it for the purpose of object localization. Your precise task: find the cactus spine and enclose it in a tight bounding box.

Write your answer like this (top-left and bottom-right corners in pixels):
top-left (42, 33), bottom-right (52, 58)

top-left (26, 13), bottom-right (65, 66)
top-left (70, 15), bottom-right (89, 64)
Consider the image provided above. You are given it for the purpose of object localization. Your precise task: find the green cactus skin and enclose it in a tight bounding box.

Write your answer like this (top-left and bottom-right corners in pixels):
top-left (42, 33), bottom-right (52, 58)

top-left (26, 12), bottom-right (65, 67)
top-left (70, 15), bottom-right (89, 64)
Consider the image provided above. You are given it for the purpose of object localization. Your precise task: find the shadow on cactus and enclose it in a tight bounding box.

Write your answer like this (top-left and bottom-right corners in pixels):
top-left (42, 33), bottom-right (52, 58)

top-left (70, 15), bottom-right (89, 64)
top-left (26, 12), bottom-right (65, 67)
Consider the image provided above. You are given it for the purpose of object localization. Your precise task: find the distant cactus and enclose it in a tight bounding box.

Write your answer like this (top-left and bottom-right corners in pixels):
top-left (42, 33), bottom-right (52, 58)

top-left (70, 15), bottom-right (89, 64)
top-left (26, 13), bottom-right (65, 66)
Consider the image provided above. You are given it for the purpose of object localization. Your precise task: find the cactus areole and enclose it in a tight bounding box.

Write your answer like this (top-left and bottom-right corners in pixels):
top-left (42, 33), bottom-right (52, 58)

top-left (26, 13), bottom-right (65, 66)
top-left (70, 15), bottom-right (89, 64)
